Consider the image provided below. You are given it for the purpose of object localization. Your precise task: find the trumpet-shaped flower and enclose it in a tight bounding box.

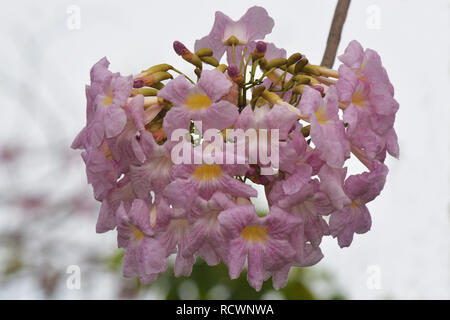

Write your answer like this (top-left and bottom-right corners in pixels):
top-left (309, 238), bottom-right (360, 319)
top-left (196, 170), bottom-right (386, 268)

top-left (116, 200), bottom-right (168, 283)
top-left (329, 161), bottom-right (388, 247)
top-left (218, 205), bottom-right (301, 291)
top-left (164, 144), bottom-right (257, 207)
top-left (337, 40), bottom-right (399, 160)
top-left (72, 6), bottom-right (399, 292)
top-left (194, 6), bottom-right (274, 65)
top-left (81, 147), bottom-right (120, 201)
top-left (72, 57), bottom-right (133, 149)
top-left (158, 70), bottom-right (239, 138)
top-left (106, 94), bottom-right (155, 172)
top-left (129, 138), bottom-right (174, 198)
top-left (152, 201), bottom-right (196, 277)
top-left (96, 176), bottom-right (142, 233)
top-left (183, 192), bottom-right (238, 265)
top-left (299, 86), bottom-right (350, 168)
top-left (271, 179), bottom-right (334, 247)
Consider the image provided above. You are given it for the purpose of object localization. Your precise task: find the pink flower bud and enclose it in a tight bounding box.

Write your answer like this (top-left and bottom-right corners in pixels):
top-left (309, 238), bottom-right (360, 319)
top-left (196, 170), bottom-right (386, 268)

top-left (173, 41), bottom-right (187, 56)
top-left (255, 41), bottom-right (267, 54)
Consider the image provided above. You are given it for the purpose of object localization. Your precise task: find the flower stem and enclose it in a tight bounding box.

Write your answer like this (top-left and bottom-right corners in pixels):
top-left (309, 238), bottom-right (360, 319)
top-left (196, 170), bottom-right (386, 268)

top-left (321, 0), bottom-right (351, 68)
top-left (171, 67), bottom-right (195, 84)
top-left (239, 47), bottom-right (247, 73)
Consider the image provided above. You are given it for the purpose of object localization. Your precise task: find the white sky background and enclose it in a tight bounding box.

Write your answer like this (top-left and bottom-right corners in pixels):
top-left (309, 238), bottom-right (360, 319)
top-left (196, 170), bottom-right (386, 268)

top-left (0, 0), bottom-right (449, 299)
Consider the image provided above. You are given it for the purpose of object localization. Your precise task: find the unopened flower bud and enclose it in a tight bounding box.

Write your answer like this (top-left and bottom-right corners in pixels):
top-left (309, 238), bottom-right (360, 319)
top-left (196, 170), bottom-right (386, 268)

top-left (135, 71), bottom-right (173, 87)
top-left (173, 41), bottom-right (188, 56)
top-left (227, 64), bottom-right (243, 85)
top-left (200, 56), bottom-right (219, 67)
top-left (173, 40), bottom-right (203, 69)
top-left (141, 63), bottom-right (172, 76)
top-left (294, 57), bottom-right (308, 74)
top-left (286, 53), bottom-right (302, 67)
top-left (256, 41), bottom-right (267, 54)
top-left (258, 58), bottom-right (268, 69)
top-left (196, 47), bottom-right (214, 57)
top-left (265, 58), bottom-right (287, 70)
top-left (317, 65), bottom-right (339, 78)
top-left (261, 89), bottom-right (282, 104)
top-left (292, 74), bottom-right (311, 85)
top-left (253, 41), bottom-right (267, 59)
top-left (302, 64), bottom-right (321, 76)
top-left (133, 79), bottom-right (144, 88)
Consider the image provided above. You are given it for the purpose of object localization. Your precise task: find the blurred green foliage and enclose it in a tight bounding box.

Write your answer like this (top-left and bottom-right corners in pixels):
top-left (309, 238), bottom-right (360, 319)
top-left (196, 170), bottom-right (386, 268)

top-left (105, 250), bottom-right (345, 300)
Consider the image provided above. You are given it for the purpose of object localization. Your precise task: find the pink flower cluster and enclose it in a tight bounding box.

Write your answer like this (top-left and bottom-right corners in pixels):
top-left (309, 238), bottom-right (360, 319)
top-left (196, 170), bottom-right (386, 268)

top-left (72, 6), bottom-right (399, 291)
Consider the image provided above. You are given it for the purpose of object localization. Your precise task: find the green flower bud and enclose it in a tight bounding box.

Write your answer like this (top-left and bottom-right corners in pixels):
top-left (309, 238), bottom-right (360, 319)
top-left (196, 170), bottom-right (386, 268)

top-left (302, 64), bottom-right (321, 76)
top-left (265, 58), bottom-right (288, 70)
top-left (141, 63), bottom-right (172, 75)
top-left (152, 71), bottom-right (173, 83)
top-left (286, 53), bottom-right (302, 67)
top-left (292, 74), bottom-right (312, 85)
top-left (294, 58), bottom-right (308, 74)
top-left (195, 47), bottom-right (213, 57)
top-left (188, 54), bottom-right (203, 69)
top-left (258, 58), bottom-right (268, 69)
top-left (200, 56), bottom-right (219, 67)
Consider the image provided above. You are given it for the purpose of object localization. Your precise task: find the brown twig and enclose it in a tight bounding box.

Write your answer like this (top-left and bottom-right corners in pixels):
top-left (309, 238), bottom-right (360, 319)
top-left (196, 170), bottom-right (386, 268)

top-left (321, 0), bottom-right (351, 69)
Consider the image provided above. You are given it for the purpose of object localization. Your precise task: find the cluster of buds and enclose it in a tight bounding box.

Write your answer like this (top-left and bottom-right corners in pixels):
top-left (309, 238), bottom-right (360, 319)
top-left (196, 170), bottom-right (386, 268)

top-left (72, 6), bottom-right (399, 291)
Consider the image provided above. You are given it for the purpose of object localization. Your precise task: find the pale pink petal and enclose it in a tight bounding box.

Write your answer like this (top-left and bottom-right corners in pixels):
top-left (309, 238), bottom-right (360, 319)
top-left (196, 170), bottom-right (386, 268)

top-left (157, 74), bottom-right (192, 106)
